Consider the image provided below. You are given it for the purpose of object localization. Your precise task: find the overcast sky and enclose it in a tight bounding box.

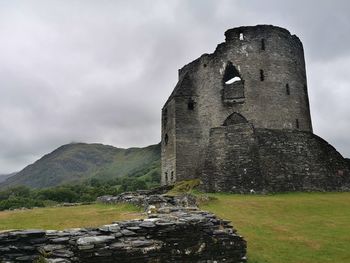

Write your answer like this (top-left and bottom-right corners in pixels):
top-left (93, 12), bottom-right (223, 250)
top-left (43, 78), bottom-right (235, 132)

top-left (0, 0), bottom-right (349, 174)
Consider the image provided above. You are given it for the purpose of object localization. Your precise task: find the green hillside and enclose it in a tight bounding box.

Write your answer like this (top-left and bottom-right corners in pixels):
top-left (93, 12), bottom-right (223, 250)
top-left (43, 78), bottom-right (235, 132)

top-left (0, 143), bottom-right (160, 189)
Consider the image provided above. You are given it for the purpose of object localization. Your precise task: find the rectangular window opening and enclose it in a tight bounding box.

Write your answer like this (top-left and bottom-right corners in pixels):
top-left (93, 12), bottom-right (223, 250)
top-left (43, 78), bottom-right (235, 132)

top-left (296, 118), bottom-right (300, 129)
top-left (286, 84), bottom-right (290, 95)
top-left (261, 39), bottom-right (265, 50)
top-left (260, 70), bottom-right (264, 81)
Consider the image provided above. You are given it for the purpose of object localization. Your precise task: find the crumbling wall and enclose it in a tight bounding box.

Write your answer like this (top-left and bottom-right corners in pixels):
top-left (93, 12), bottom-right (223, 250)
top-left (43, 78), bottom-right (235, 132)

top-left (0, 193), bottom-right (247, 263)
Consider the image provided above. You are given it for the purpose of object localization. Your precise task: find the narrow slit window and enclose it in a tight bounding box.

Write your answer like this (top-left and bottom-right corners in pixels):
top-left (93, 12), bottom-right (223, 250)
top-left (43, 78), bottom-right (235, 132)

top-left (260, 70), bottom-right (264, 81)
top-left (296, 119), bottom-right (300, 129)
top-left (171, 171), bottom-right (174, 182)
top-left (164, 134), bottom-right (169, 145)
top-left (188, 98), bottom-right (195, 110)
top-left (286, 84), bottom-right (290, 95)
top-left (165, 172), bottom-right (168, 183)
top-left (261, 39), bottom-right (265, 50)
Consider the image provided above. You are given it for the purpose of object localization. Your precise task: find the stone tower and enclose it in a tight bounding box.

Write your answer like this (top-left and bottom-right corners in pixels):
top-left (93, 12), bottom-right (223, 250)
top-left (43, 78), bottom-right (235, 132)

top-left (161, 25), bottom-right (349, 192)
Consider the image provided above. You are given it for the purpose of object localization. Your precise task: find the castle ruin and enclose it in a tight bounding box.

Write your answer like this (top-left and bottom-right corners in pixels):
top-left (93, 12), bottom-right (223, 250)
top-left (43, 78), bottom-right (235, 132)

top-left (161, 25), bottom-right (350, 193)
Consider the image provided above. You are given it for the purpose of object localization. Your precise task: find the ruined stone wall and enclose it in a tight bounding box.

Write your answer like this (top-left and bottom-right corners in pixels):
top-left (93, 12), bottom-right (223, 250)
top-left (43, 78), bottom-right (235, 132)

top-left (0, 193), bottom-right (247, 263)
top-left (161, 25), bottom-right (313, 184)
top-left (202, 127), bottom-right (350, 193)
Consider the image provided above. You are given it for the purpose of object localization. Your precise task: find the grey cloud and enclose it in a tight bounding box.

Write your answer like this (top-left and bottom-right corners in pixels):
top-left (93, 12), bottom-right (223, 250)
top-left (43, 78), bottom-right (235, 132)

top-left (0, 0), bottom-right (349, 173)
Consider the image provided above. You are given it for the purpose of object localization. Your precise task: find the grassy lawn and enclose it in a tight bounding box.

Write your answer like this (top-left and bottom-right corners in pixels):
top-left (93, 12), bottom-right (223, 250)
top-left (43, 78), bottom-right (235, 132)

top-left (1, 191), bottom-right (349, 263)
top-left (200, 192), bottom-right (350, 263)
top-left (0, 203), bottom-right (142, 231)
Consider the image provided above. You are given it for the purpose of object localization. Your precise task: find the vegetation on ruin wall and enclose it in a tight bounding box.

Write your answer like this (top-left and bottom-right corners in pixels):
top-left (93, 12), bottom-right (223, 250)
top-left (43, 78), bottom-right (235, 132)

top-left (0, 203), bottom-right (141, 230)
top-left (200, 192), bottom-right (350, 263)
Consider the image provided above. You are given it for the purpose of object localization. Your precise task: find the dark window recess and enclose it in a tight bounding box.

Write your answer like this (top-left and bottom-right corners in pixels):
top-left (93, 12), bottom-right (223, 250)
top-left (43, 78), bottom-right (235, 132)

top-left (260, 70), bottom-right (265, 81)
top-left (203, 63), bottom-right (207, 68)
top-left (296, 119), bottom-right (300, 129)
top-left (286, 84), bottom-right (290, 95)
top-left (188, 98), bottom-right (195, 110)
top-left (165, 172), bottom-right (168, 183)
top-left (171, 171), bottom-right (174, 182)
top-left (261, 39), bottom-right (265, 50)
top-left (164, 134), bottom-right (169, 145)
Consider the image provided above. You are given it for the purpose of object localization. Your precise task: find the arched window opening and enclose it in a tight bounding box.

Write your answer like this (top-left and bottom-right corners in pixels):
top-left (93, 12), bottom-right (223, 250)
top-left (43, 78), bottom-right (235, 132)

top-left (261, 39), bottom-right (265, 50)
top-left (188, 98), bottom-right (195, 110)
top-left (223, 62), bottom-right (241, 84)
top-left (260, 69), bottom-right (265, 81)
top-left (164, 134), bottom-right (169, 145)
top-left (223, 112), bottom-right (248, 126)
top-left (286, 84), bottom-right (290, 95)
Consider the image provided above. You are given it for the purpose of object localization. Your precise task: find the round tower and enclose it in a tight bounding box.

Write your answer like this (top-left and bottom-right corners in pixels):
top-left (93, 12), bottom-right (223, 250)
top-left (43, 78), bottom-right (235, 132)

top-left (161, 25), bottom-right (313, 185)
top-left (219, 25), bottom-right (312, 131)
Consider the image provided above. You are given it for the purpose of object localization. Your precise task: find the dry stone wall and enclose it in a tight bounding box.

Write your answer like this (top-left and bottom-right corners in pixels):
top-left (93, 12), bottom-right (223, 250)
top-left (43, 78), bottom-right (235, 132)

top-left (0, 191), bottom-right (247, 263)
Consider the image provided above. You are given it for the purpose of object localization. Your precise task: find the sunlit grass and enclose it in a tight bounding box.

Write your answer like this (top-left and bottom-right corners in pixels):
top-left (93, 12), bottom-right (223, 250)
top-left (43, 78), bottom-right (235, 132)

top-left (0, 203), bottom-right (142, 231)
top-left (200, 192), bottom-right (350, 263)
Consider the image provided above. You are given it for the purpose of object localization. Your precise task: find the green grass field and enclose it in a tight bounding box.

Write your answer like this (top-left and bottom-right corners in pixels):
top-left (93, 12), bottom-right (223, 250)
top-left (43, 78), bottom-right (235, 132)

top-left (0, 192), bottom-right (349, 263)
top-left (0, 203), bottom-right (142, 230)
top-left (200, 192), bottom-right (350, 263)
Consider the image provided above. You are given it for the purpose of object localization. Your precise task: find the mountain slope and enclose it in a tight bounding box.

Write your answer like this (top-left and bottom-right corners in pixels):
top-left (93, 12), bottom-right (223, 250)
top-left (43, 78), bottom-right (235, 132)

top-left (0, 173), bottom-right (16, 183)
top-left (0, 143), bottom-right (160, 189)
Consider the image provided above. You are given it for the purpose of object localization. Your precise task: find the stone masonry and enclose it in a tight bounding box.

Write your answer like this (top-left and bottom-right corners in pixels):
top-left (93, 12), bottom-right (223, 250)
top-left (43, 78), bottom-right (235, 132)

top-left (161, 24), bottom-right (350, 192)
top-left (0, 191), bottom-right (247, 263)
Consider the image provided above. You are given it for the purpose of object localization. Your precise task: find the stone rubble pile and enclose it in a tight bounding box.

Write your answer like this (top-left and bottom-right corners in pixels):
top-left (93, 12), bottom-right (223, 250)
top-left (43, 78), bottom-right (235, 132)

top-left (97, 191), bottom-right (197, 209)
top-left (0, 191), bottom-right (247, 263)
